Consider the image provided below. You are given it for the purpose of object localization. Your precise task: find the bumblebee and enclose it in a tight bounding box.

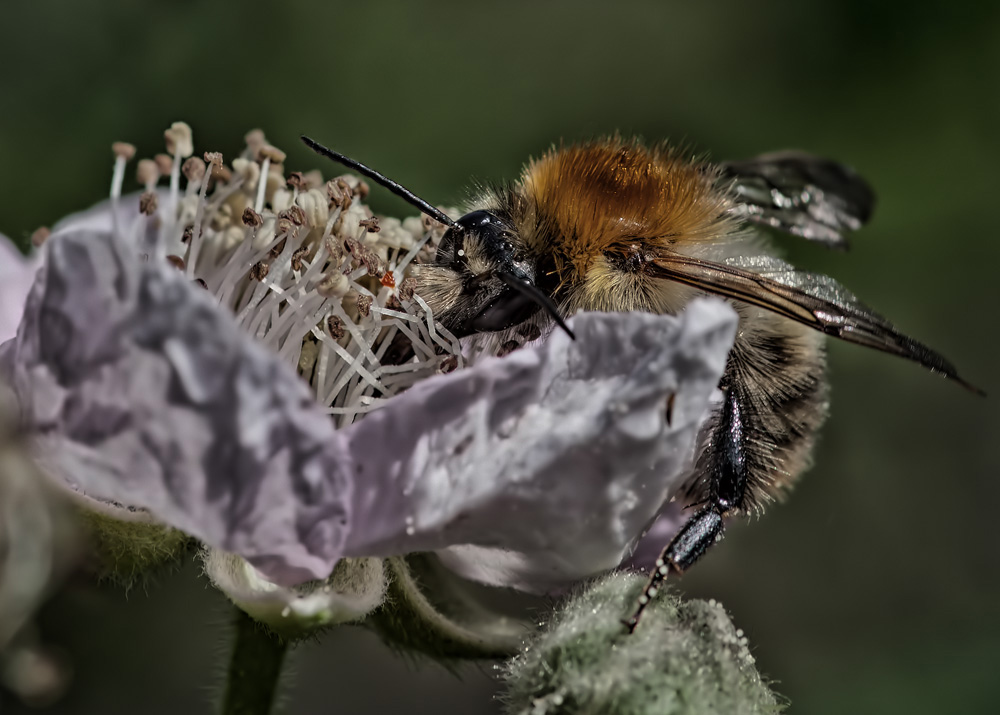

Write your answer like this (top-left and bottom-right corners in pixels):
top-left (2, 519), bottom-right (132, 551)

top-left (302, 135), bottom-right (979, 630)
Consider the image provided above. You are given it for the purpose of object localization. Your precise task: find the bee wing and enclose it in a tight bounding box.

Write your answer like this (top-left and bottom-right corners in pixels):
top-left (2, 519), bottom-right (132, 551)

top-left (648, 253), bottom-right (982, 393)
top-left (720, 152), bottom-right (875, 250)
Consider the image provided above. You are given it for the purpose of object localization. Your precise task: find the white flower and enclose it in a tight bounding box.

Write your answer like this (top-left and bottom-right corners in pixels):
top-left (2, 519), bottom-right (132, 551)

top-left (0, 126), bottom-right (737, 638)
top-left (0, 236), bottom-right (41, 346)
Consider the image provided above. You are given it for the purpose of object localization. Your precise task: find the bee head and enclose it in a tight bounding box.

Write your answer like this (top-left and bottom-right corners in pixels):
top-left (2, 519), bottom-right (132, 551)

top-left (299, 136), bottom-right (572, 340)
top-left (430, 210), bottom-right (543, 336)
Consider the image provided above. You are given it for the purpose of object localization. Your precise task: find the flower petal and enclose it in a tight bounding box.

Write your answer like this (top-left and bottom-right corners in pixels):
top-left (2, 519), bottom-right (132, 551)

top-left (3, 228), bottom-right (736, 591)
top-left (355, 303), bottom-right (732, 592)
top-left (3, 228), bottom-right (352, 585)
top-left (0, 235), bottom-right (40, 346)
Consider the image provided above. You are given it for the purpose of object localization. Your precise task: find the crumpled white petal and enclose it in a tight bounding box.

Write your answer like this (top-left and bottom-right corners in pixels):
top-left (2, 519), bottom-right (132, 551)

top-left (2, 227), bottom-right (736, 592)
top-left (342, 301), bottom-right (734, 592)
top-left (439, 503), bottom-right (692, 593)
top-left (0, 236), bottom-right (41, 346)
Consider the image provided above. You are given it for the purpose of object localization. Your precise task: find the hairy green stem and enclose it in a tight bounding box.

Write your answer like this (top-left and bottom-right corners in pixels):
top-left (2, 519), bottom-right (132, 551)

top-left (222, 608), bottom-right (288, 715)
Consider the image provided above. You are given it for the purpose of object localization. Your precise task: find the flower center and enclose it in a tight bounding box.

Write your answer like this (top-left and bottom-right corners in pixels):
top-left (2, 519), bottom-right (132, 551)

top-left (109, 123), bottom-right (461, 428)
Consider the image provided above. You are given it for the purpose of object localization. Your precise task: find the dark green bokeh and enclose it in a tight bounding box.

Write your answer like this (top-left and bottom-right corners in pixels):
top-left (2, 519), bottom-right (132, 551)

top-left (2, 1), bottom-right (997, 713)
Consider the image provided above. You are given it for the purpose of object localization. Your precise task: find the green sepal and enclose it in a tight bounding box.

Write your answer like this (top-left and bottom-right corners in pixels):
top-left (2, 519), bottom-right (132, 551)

top-left (368, 554), bottom-right (536, 661)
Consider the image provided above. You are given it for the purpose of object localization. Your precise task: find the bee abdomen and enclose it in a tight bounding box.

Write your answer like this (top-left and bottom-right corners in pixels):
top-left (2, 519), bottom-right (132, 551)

top-left (686, 316), bottom-right (829, 512)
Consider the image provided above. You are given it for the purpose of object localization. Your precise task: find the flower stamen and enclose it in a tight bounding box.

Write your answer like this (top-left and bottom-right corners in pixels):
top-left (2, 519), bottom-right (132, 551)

top-left (93, 125), bottom-right (461, 433)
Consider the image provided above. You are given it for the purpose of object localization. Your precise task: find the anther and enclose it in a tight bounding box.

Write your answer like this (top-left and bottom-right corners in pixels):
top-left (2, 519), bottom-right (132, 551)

top-left (182, 157), bottom-right (206, 183)
top-left (397, 276), bottom-right (416, 302)
top-left (290, 246), bottom-right (310, 272)
top-left (30, 227), bottom-right (50, 247)
top-left (244, 129), bottom-right (266, 155)
top-left (326, 315), bottom-right (346, 340)
top-left (111, 141), bottom-right (136, 202)
top-left (268, 238), bottom-right (287, 261)
top-left (326, 178), bottom-right (353, 210)
top-left (154, 154), bottom-right (174, 176)
top-left (112, 142), bottom-right (136, 161)
top-left (139, 191), bottom-right (159, 216)
top-left (438, 355), bottom-right (459, 374)
top-left (209, 163), bottom-right (232, 186)
top-left (164, 122), bottom-right (194, 158)
top-left (258, 145), bottom-right (287, 164)
top-left (286, 171), bottom-right (306, 191)
top-left (136, 159), bottom-right (159, 190)
top-left (276, 217), bottom-right (295, 236)
top-left (249, 261), bottom-right (270, 281)
top-left (359, 216), bottom-right (381, 233)
top-left (242, 207), bottom-right (263, 228)
top-left (343, 236), bottom-right (387, 279)
top-left (281, 206), bottom-right (306, 227)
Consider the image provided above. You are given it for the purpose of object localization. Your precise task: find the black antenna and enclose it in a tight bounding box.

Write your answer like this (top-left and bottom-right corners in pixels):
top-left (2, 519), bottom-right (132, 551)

top-left (497, 271), bottom-right (576, 340)
top-left (301, 136), bottom-right (455, 227)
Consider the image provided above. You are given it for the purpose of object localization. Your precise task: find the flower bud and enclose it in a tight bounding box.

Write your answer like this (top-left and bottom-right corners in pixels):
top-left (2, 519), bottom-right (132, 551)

top-left (501, 572), bottom-right (784, 715)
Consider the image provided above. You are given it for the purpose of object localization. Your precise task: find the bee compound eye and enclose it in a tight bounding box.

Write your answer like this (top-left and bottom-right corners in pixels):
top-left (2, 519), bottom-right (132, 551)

top-left (436, 226), bottom-right (465, 266)
top-left (438, 210), bottom-right (509, 267)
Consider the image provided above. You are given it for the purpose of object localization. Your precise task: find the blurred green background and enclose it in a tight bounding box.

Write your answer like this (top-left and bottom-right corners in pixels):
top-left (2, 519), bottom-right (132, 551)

top-left (2, 1), bottom-right (998, 713)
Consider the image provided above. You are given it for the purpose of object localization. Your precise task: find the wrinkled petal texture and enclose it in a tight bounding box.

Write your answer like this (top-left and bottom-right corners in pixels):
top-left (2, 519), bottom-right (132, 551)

top-left (2, 229), bottom-right (736, 589)
top-left (351, 308), bottom-right (733, 591)
top-left (0, 235), bottom-right (41, 345)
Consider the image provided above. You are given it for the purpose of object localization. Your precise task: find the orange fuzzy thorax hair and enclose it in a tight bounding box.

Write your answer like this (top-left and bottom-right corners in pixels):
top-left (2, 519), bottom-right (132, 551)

top-left (518, 138), bottom-right (736, 285)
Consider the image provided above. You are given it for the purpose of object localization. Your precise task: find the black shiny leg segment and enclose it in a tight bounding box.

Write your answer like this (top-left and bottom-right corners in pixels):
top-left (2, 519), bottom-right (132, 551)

top-left (624, 385), bottom-right (748, 633)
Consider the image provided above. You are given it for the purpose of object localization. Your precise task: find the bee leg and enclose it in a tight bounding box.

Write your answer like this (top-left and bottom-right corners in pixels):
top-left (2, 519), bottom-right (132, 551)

top-left (623, 385), bottom-right (746, 633)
